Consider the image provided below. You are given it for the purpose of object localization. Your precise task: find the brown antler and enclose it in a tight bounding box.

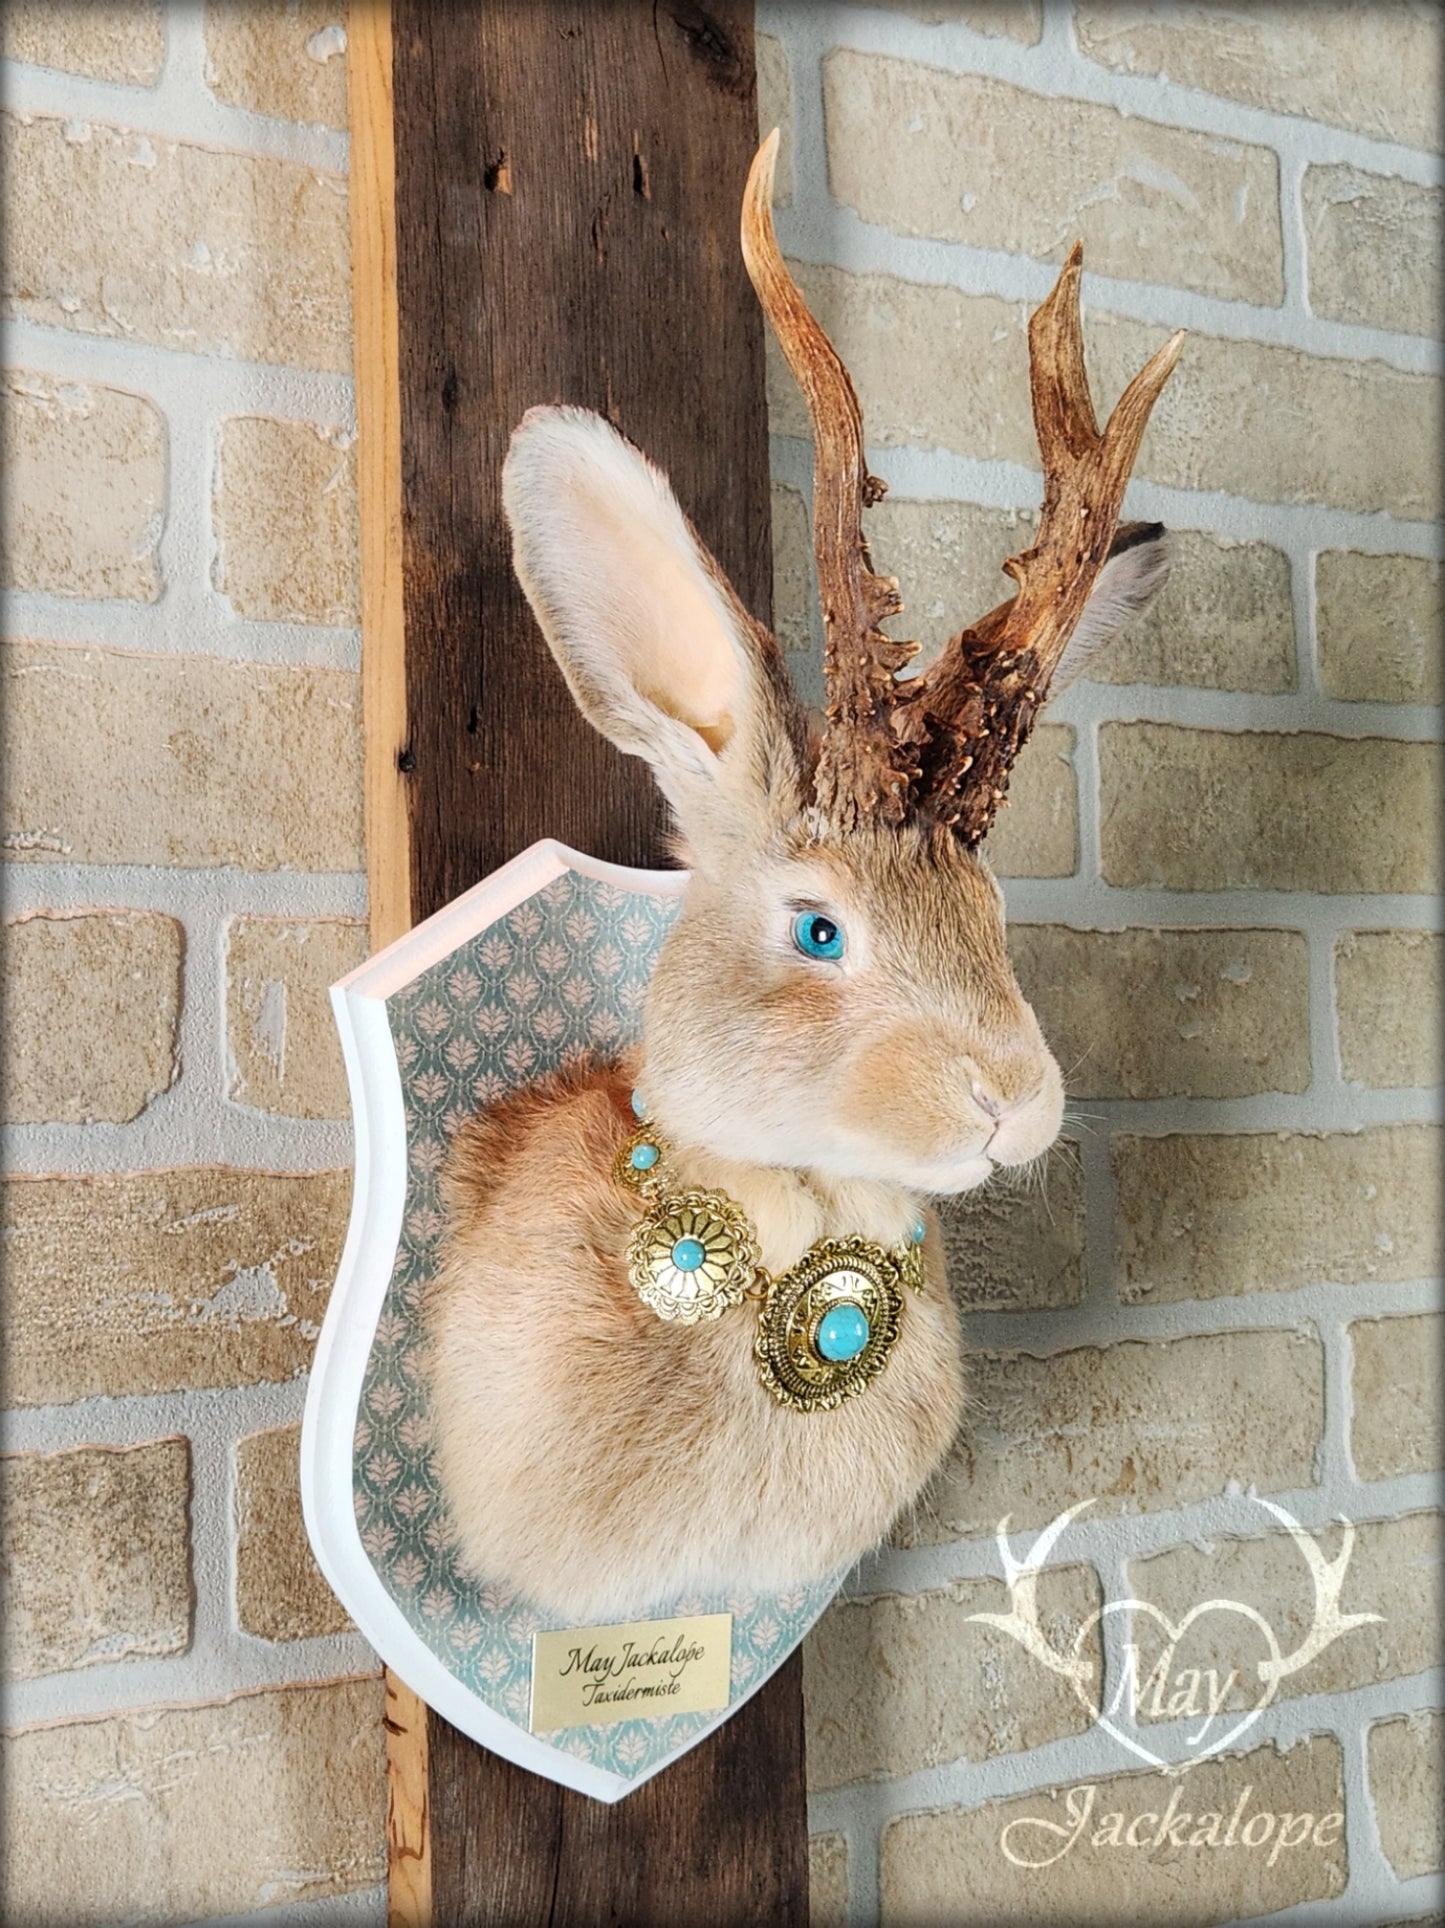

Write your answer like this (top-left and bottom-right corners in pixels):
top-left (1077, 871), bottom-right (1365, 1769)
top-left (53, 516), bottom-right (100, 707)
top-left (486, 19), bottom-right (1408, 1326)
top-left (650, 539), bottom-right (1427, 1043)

top-left (741, 131), bottom-right (918, 829)
top-left (893, 247), bottom-right (1184, 843)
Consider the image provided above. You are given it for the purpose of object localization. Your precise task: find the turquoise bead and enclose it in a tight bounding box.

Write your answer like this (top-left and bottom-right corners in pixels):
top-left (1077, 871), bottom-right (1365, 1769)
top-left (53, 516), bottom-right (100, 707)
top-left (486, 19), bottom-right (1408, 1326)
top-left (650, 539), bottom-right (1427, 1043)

top-left (671, 1236), bottom-right (707, 1272)
top-left (817, 1302), bottom-right (870, 1363)
top-left (630, 1142), bottom-right (660, 1171)
top-left (910, 1218), bottom-right (926, 1245)
top-left (630, 1088), bottom-right (648, 1119)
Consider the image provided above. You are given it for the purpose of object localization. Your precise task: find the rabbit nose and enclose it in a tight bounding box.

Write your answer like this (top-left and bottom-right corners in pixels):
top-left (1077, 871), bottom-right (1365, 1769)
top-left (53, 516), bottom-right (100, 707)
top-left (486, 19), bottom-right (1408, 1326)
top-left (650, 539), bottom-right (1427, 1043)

top-left (970, 1079), bottom-right (1004, 1121)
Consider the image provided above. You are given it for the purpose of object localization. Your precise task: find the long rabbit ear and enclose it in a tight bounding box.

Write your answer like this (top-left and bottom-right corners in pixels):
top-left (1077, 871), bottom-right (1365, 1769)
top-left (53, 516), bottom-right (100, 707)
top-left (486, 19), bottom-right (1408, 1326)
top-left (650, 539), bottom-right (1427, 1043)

top-left (502, 406), bottom-right (805, 842)
top-left (1049, 523), bottom-right (1171, 692)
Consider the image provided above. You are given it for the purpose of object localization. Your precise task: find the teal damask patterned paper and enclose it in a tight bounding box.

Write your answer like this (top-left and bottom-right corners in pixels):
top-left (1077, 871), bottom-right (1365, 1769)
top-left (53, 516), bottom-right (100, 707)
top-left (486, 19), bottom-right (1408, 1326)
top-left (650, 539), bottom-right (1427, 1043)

top-left (352, 868), bottom-right (835, 1782)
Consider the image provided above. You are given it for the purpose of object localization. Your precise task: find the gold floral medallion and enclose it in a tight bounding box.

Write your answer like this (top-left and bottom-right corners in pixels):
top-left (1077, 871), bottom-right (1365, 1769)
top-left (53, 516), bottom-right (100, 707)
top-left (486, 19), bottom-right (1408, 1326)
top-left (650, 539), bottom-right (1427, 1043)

top-left (754, 1236), bottom-right (904, 1413)
top-left (628, 1189), bottom-right (762, 1325)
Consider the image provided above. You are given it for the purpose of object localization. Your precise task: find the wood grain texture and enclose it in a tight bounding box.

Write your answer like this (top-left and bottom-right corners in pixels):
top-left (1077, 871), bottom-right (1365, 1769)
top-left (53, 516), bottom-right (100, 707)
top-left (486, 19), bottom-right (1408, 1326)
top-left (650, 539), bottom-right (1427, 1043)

top-left (384, 1673), bottom-right (433, 1928)
top-left (349, 0), bottom-right (412, 956)
top-left (386, 2), bottom-right (807, 1922)
top-left (349, 11), bottom-right (430, 1921)
top-left (391, 0), bottom-right (775, 900)
top-left (428, 1651), bottom-right (807, 1928)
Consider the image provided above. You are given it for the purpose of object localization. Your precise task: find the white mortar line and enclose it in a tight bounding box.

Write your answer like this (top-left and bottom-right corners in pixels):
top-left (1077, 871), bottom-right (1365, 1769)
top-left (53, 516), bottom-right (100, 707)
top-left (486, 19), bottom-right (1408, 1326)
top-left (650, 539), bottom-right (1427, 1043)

top-left (768, 437), bottom-right (1444, 556)
top-left (5, 1378), bottom-right (319, 1454)
top-left (1, 866), bottom-right (368, 919)
top-left (2, 1111), bottom-right (356, 1179)
top-left (763, 0), bottom-right (1445, 186)
top-left (2, 596), bottom-right (363, 671)
top-left (3, 1369), bottom-right (380, 1730)
top-left (858, 1466), bottom-right (1444, 1600)
top-left (189, 1882), bottom-right (388, 1928)
top-left (2, 43), bottom-right (349, 175)
top-left (3, 317), bottom-right (356, 413)
top-left (953, 1271), bottom-right (1443, 1355)
top-left (3, 318), bottom-right (360, 670)
top-left (806, 1667), bottom-right (1443, 1832)
top-left (773, 203), bottom-right (1443, 376)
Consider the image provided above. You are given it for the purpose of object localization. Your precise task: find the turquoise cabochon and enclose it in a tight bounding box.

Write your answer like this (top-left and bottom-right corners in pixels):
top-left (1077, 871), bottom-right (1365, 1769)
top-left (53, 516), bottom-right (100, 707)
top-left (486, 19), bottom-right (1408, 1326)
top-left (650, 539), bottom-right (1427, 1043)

top-left (338, 855), bottom-right (839, 1791)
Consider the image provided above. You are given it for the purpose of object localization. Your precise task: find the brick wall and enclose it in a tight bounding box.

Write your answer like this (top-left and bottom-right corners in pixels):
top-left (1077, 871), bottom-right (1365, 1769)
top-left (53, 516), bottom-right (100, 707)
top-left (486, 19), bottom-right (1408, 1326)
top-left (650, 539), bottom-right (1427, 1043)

top-left (756, 5), bottom-right (1442, 1924)
top-left (1, 4), bottom-right (1439, 1925)
top-left (0, 7), bottom-right (386, 1923)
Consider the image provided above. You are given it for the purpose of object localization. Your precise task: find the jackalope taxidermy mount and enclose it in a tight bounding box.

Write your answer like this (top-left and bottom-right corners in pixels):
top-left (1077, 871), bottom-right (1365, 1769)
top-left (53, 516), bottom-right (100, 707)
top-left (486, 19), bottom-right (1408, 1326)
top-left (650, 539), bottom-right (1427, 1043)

top-left (426, 133), bottom-right (1183, 1621)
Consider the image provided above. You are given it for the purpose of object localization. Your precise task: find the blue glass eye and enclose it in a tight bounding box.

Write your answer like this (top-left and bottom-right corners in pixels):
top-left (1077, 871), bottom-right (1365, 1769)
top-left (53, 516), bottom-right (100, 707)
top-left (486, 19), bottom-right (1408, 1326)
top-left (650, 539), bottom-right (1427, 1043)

top-left (792, 910), bottom-right (845, 961)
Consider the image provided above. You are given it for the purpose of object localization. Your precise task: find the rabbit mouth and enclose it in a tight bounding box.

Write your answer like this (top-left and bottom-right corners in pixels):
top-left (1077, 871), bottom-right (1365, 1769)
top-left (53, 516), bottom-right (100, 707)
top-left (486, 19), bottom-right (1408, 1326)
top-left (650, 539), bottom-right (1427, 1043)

top-left (909, 1151), bottom-right (997, 1195)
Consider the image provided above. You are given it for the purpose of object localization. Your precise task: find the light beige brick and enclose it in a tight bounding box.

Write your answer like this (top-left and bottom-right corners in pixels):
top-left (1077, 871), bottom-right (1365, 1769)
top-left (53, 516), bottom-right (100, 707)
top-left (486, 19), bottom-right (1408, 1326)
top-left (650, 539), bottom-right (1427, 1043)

top-left (1317, 552), bottom-right (1443, 706)
top-left (1114, 1126), bottom-right (1441, 1304)
top-left (1370, 1712), bottom-right (1444, 1881)
top-left (770, 481), bottom-right (812, 654)
top-left (881, 1735), bottom-right (1346, 1924)
top-left (1100, 725), bottom-right (1441, 895)
top-left (1074, 2), bottom-right (1441, 152)
top-left (1, 1440), bottom-right (191, 1681)
top-left (868, 496), bottom-right (1035, 666)
top-left (982, 723), bottom-right (1077, 879)
top-left (204, 1), bottom-right (347, 129)
top-left (236, 1424), bottom-right (350, 1641)
top-left (902, 1328), bottom-right (1324, 1546)
top-left (871, 501), bottom-right (1294, 694)
top-left (225, 915), bottom-right (366, 1119)
top-left (1336, 931), bottom-right (1443, 1089)
top-left (2, 111), bottom-right (350, 371)
top-left (756, 34), bottom-right (793, 206)
top-left (1304, 165), bottom-right (1442, 340)
top-left (940, 1143), bottom-right (1086, 1311)
top-left (809, 1833), bottom-right (848, 1928)
top-left (826, 49), bottom-right (1281, 303)
top-left (0, 370), bottom-right (164, 602)
top-left (1009, 925), bottom-right (1310, 1100)
top-left (213, 415), bottom-right (359, 625)
top-left (862, 0), bottom-right (1042, 42)
top-left (1, 1168), bottom-right (349, 1406)
top-left (1094, 530), bottom-right (1295, 693)
top-left (0, 1676), bottom-right (385, 1924)
top-left (806, 1564), bottom-right (1101, 1787)
top-left (1091, 312), bottom-right (1439, 523)
top-left (1127, 1511), bottom-right (1441, 1712)
top-left (2, 641), bottom-right (364, 870)
top-left (1352, 1313), bottom-right (1444, 1482)
top-left (766, 263), bottom-right (1441, 521)
top-left (0, 2), bottom-right (164, 83)
top-left (1, 910), bottom-right (181, 1125)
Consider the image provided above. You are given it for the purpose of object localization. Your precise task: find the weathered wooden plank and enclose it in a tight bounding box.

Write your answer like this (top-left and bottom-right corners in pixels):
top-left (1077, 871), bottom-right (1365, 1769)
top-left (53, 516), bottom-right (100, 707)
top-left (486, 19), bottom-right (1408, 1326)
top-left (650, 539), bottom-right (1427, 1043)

top-left (380, 1), bottom-right (808, 1920)
top-left (347, 11), bottom-right (432, 1920)
top-left (390, 0), bottom-right (775, 895)
top-left (350, 0), bottom-right (412, 955)
top-left (427, 1651), bottom-right (807, 1927)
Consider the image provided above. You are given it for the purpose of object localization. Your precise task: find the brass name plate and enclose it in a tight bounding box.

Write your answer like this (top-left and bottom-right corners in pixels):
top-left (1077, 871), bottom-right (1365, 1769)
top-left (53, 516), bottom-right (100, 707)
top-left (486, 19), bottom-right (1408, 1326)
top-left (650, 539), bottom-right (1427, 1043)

top-left (530, 1613), bottom-right (733, 1732)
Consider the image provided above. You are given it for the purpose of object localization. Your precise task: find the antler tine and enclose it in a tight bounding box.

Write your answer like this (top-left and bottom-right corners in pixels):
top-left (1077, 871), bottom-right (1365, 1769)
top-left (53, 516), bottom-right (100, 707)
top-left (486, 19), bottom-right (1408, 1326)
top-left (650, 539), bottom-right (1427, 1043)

top-left (741, 132), bottom-right (917, 828)
top-left (895, 245), bottom-right (1183, 845)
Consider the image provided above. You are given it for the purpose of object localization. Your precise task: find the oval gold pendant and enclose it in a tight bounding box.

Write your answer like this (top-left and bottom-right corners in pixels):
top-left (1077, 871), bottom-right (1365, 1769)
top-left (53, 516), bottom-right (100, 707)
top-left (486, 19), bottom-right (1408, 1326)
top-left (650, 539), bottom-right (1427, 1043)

top-left (754, 1237), bottom-right (904, 1413)
top-left (628, 1189), bottom-right (761, 1324)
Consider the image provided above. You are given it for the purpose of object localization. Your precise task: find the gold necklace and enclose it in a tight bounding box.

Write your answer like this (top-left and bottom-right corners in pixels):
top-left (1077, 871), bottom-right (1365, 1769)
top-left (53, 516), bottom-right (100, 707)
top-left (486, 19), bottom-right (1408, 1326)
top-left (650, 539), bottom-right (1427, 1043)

top-left (614, 1095), bottom-right (926, 1414)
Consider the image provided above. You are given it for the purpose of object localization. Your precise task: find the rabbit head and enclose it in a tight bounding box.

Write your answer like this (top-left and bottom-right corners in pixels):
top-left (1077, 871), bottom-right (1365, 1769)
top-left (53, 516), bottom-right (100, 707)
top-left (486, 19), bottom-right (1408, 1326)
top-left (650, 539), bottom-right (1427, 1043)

top-left (501, 136), bottom-right (1181, 1198)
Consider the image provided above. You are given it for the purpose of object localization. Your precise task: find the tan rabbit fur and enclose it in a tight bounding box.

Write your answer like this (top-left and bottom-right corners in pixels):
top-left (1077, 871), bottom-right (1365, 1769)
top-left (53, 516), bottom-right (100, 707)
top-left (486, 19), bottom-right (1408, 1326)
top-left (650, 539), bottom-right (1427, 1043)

top-left (424, 403), bottom-right (1168, 1621)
